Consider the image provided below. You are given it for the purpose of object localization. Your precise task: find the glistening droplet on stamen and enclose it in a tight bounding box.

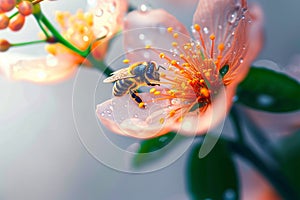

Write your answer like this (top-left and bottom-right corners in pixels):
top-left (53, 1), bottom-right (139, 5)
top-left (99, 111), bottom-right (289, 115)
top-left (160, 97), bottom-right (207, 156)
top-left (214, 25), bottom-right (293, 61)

top-left (139, 33), bottom-right (145, 40)
top-left (203, 27), bottom-right (209, 34)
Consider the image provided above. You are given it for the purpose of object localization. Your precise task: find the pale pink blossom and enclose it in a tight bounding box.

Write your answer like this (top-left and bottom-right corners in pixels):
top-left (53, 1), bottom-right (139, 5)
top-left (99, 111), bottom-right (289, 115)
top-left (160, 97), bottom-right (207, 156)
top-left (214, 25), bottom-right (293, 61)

top-left (0, 0), bottom-right (127, 83)
top-left (97, 0), bottom-right (264, 138)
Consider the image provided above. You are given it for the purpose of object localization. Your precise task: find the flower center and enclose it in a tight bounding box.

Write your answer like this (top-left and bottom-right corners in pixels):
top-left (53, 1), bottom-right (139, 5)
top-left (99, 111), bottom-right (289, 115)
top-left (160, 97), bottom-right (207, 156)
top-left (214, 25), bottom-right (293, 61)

top-left (129, 25), bottom-right (227, 123)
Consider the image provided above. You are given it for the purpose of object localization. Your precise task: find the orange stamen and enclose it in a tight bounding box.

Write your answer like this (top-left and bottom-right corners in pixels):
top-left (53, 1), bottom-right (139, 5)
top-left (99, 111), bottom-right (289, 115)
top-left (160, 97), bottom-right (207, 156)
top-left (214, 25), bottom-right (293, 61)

top-left (194, 24), bottom-right (206, 52)
top-left (209, 34), bottom-right (215, 59)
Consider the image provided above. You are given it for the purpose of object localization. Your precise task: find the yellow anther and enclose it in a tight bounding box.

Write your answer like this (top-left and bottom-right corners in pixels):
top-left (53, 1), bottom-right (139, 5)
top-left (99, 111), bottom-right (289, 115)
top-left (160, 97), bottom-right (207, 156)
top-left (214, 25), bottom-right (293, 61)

top-left (123, 59), bottom-right (130, 64)
top-left (150, 88), bottom-right (156, 93)
top-left (160, 72), bottom-right (167, 77)
top-left (159, 53), bottom-right (165, 58)
top-left (167, 27), bottom-right (173, 33)
top-left (209, 34), bottom-right (215, 40)
top-left (200, 79), bottom-right (205, 83)
top-left (182, 63), bottom-right (189, 67)
top-left (168, 90), bottom-right (175, 96)
top-left (169, 110), bottom-right (176, 117)
top-left (180, 54), bottom-right (185, 58)
top-left (172, 42), bottom-right (178, 47)
top-left (138, 102), bottom-right (145, 108)
top-left (194, 24), bottom-right (201, 31)
top-left (171, 60), bottom-right (178, 65)
top-left (200, 88), bottom-right (210, 98)
top-left (177, 117), bottom-right (183, 122)
top-left (181, 82), bottom-right (186, 88)
top-left (159, 118), bottom-right (165, 124)
top-left (180, 70), bottom-right (185, 74)
top-left (145, 45), bottom-right (151, 49)
top-left (154, 91), bottom-right (161, 95)
top-left (218, 43), bottom-right (225, 51)
top-left (173, 33), bottom-right (178, 38)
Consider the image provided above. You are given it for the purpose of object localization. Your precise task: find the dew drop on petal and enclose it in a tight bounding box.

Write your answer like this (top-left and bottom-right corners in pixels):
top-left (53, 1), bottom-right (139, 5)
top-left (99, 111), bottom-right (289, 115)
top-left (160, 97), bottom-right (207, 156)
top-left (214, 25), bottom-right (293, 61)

top-left (139, 33), bottom-right (145, 40)
top-left (218, 25), bottom-right (222, 30)
top-left (228, 5), bottom-right (239, 24)
top-left (139, 4), bottom-right (150, 13)
top-left (108, 1), bottom-right (116, 13)
top-left (95, 8), bottom-right (103, 17)
top-left (239, 58), bottom-right (244, 63)
top-left (257, 94), bottom-right (274, 106)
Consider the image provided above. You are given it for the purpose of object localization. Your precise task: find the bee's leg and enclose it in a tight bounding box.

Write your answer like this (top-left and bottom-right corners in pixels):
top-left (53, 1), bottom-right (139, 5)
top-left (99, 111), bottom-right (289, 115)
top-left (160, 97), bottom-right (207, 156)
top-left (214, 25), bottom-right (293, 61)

top-left (145, 79), bottom-right (160, 86)
top-left (129, 90), bottom-right (145, 108)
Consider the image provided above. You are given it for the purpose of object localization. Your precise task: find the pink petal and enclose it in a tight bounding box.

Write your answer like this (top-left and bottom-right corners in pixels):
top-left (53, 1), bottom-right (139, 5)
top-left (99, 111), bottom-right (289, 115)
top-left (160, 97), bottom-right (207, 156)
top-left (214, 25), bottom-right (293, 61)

top-left (172, 83), bottom-right (236, 136)
top-left (123, 9), bottom-right (190, 63)
top-left (0, 54), bottom-right (78, 83)
top-left (96, 93), bottom-right (173, 139)
top-left (193, 0), bottom-right (264, 84)
top-left (96, 83), bottom-right (236, 138)
top-left (89, 0), bottom-right (128, 39)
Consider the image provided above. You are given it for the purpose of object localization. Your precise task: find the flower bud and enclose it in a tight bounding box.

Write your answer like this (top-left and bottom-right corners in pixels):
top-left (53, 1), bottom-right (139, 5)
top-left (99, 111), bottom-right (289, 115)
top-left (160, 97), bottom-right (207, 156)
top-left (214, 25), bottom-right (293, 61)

top-left (0, 14), bottom-right (9, 29)
top-left (0, 39), bottom-right (11, 52)
top-left (0, 0), bottom-right (16, 12)
top-left (8, 14), bottom-right (25, 31)
top-left (18, 1), bottom-right (33, 16)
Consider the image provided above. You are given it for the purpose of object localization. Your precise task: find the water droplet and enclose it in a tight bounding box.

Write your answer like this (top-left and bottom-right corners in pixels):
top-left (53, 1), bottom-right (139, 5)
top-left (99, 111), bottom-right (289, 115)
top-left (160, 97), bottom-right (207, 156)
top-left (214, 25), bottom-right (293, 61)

top-left (106, 109), bottom-right (112, 114)
top-left (134, 114), bottom-right (138, 118)
top-left (239, 58), bottom-right (244, 63)
top-left (203, 27), bottom-right (209, 34)
top-left (108, 1), bottom-right (116, 13)
top-left (231, 31), bottom-right (235, 36)
top-left (101, 112), bottom-right (105, 116)
top-left (95, 8), bottom-right (103, 17)
top-left (83, 35), bottom-right (89, 42)
top-left (228, 10), bottom-right (238, 24)
top-left (224, 189), bottom-right (236, 200)
top-left (96, 26), bottom-right (109, 37)
top-left (139, 33), bottom-right (145, 40)
top-left (139, 4), bottom-right (150, 13)
top-left (191, 25), bottom-right (196, 33)
top-left (159, 136), bottom-right (169, 143)
top-left (109, 105), bottom-right (114, 110)
top-left (227, 43), bottom-right (231, 48)
top-left (257, 94), bottom-right (274, 106)
top-left (218, 25), bottom-right (222, 30)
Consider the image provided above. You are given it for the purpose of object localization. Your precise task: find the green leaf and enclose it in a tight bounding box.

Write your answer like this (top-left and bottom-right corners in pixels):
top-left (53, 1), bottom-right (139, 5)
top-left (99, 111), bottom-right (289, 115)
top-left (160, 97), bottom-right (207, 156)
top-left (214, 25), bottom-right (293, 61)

top-left (273, 130), bottom-right (300, 197)
top-left (236, 67), bottom-right (300, 112)
top-left (187, 139), bottom-right (239, 200)
top-left (133, 132), bottom-right (182, 167)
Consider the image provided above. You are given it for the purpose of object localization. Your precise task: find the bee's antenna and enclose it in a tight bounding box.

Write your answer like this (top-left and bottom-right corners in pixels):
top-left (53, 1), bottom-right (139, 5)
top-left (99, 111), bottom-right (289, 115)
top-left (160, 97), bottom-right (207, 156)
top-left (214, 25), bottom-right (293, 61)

top-left (158, 65), bottom-right (166, 70)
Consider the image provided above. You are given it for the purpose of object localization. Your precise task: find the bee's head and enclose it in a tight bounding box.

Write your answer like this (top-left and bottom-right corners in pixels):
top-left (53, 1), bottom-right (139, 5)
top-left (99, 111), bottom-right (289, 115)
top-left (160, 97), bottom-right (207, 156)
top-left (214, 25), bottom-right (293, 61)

top-left (146, 61), bottom-right (161, 81)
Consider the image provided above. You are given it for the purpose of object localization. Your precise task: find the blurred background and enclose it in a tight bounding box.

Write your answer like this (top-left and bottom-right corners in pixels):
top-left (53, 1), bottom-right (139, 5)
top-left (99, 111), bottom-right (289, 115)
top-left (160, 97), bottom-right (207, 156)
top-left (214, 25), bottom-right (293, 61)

top-left (0, 0), bottom-right (299, 199)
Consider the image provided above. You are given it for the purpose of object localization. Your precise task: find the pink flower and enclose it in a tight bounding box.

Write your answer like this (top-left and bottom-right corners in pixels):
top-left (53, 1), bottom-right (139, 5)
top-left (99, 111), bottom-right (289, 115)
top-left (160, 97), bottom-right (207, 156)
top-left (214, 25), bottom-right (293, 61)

top-left (0, 0), bottom-right (127, 83)
top-left (97, 0), bottom-right (264, 138)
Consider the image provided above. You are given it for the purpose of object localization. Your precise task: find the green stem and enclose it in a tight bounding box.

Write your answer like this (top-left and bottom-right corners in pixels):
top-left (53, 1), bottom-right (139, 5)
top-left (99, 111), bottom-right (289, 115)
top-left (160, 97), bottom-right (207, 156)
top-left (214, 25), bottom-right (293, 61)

top-left (38, 13), bottom-right (89, 57)
top-left (11, 40), bottom-right (46, 47)
top-left (228, 141), bottom-right (299, 200)
top-left (9, 11), bottom-right (19, 19)
top-left (87, 55), bottom-right (113, 77)
top-left (34, 14), bottom-right (51, 38)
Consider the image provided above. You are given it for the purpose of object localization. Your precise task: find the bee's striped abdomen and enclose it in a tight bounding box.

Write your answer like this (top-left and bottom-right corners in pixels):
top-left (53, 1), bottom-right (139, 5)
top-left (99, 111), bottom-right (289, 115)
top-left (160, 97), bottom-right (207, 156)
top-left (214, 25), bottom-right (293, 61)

top-left (113, 78), bottom-right (137, 96)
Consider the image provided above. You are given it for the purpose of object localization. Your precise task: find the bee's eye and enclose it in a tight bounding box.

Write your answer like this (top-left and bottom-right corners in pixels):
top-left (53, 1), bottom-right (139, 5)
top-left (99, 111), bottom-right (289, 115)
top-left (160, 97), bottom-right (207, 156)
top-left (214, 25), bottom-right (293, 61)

top-left (219, 64), bottom-right (229, 77)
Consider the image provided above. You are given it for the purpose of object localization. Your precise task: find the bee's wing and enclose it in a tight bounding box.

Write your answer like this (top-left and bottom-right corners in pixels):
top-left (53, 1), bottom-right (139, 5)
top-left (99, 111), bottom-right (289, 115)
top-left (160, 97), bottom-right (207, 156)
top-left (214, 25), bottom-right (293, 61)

top-left (103, 68), bottom-right (135, 83)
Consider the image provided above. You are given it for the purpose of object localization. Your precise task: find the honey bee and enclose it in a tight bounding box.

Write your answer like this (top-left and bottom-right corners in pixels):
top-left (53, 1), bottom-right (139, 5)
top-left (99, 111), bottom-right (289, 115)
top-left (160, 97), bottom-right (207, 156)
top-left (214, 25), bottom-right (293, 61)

top-left (103, 61), bottom-right (164, 107)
